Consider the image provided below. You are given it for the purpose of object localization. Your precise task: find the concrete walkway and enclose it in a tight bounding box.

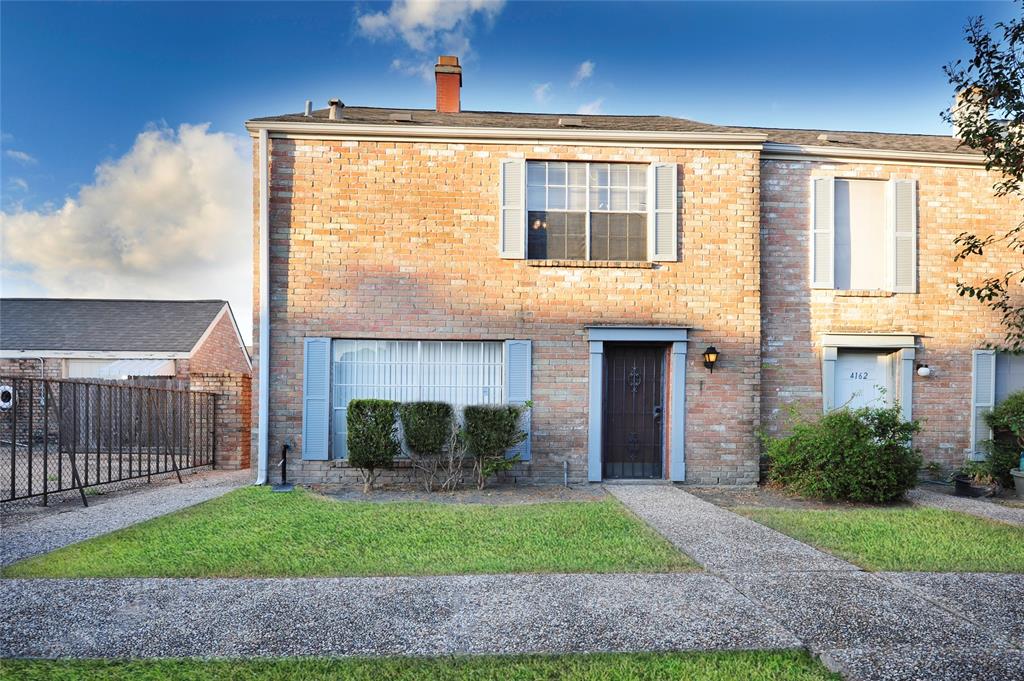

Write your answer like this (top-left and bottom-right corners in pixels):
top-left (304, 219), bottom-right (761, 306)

top-left (908, 487), bottom-right (1024, 526)
top-left (607, 485), bottom-right (857, 573)
top-left (0, 468), bottom-right (250, 567)
top-left (610, 485), bottom-right (1024, 681)
top-left (2, 483), bottom-right (1022, 681)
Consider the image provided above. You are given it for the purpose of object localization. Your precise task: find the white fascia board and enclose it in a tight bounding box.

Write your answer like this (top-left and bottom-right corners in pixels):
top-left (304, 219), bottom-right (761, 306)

top-left (0, 350), bottom-right (187, 360)
top-left (762, 142), bottom-right (986, 167)
top-left (244, 120), bottom-right (767, 148)
top-left (821, 333), bottom-right (916, 349)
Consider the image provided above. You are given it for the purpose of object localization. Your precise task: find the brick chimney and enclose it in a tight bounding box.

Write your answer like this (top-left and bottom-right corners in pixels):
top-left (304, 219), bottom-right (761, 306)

top-left (435, 55), bottom-right (462, 113)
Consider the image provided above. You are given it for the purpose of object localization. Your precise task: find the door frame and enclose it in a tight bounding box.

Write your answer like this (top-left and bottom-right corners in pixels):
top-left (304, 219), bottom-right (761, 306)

top-left (821, 333), bottom-right (915, 422)
top-left (586, 326), bottom-right (688, 482)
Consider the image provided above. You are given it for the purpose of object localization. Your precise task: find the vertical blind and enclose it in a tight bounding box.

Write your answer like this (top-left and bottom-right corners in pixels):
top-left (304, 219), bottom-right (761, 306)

top-left (331, 340), bottom-right (504, 458)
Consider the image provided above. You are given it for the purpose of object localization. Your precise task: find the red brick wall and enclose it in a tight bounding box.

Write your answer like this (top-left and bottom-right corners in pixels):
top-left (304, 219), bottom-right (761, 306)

top-left (189, 312), bottom-right (251, 375)
top-left (760, 159), bottom-right (1021, 469)
top-left (253, 139), bottom-right (763, 486)
top-left (0, 358), bottom-right (63, 379)
top-left (191, 371), bottom-right (252, 470)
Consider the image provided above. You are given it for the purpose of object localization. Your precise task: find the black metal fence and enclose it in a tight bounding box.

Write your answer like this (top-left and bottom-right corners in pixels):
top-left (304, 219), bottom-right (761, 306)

top-left (0, 377), bottom-right (216, 505)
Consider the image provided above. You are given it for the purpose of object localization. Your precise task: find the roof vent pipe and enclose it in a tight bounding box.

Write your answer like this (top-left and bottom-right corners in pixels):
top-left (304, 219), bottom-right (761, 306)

top-left (304, 100), bottom-right (312, 117)
top-left (328, 99), bottom-right (344, 120)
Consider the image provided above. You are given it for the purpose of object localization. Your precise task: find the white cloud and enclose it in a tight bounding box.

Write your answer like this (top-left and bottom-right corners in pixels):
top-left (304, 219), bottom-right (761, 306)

top-left (577, 98), bottom-right (604, 115)
top-left (391, 58), bottom-right (434, 82)
top-left (533, 82), bottom-right (552, 103)
top-left (357, 0), bottom-right (504, 54)
top-left (4, 149), bottom-right (37, 164)
top-left (570, 60), bottom-right (595, 88)
top-left (7, 178), bottom-right (28, 192)
top-left (0, 124), bottom-right (253, 340)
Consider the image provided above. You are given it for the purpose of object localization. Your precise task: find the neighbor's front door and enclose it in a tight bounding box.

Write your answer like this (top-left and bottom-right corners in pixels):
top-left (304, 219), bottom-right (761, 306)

top-left (602, 344), bottom-right (666, 479)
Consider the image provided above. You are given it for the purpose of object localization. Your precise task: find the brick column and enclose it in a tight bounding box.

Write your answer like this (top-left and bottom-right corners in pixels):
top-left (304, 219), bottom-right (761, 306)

top-left (190, 372), bottom-right (252, 470)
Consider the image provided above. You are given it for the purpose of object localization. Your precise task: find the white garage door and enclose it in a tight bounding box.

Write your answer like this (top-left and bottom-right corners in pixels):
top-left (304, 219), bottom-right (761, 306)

top-left (65, 359), bottom-right (176, 379)
top-left (835, 350), bottom-right (895, 410)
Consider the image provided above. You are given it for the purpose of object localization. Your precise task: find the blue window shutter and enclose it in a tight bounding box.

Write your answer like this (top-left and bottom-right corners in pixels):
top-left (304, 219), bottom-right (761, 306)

top-left (302, 337), bottom-right (331, 460)
top-left (504, 339), bottom-right (532, 461)
top-left (970, 350), bottom-right (996, 461)
top-left (811, 177), bottom-right (835, 289)
top-left (889, 179), bottom-right (918, 293)
top-left (499, 159), bottom-right (526, 258)
top-left (647, 163), bottom-right (678, 261)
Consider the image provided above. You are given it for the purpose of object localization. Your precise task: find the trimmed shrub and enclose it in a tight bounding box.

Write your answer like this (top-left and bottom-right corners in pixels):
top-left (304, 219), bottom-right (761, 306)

top-left (347, 399), bottom-right (399, 493)
top-left (398, 401), bottom-right (454, 491)
top-left (765, 405), bottom-right (921, 503)
top-left (984, 390), bottom-right (1024, 486)
top-left (463, 403), bottom-right (529, 489)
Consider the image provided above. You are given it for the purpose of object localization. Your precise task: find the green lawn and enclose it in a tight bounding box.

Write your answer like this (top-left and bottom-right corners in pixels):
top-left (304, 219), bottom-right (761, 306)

top-left (740, 506), bottom-right (1024, 572)
top-left (0, 651), bottom-right (839, 681)
top-left (3, 487), bottom-right (694, 578)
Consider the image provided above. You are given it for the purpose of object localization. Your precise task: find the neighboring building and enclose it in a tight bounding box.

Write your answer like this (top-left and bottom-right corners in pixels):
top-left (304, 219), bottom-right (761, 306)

top-left (0, 299), bottom-right (251, 382)
top-left (246, 56), bottom-right (1020, 488)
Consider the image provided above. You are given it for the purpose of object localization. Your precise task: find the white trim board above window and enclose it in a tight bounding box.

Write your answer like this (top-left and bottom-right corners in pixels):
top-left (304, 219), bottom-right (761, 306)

top-left (500, 160), bottom-right (678, 262)
top-left (810, 177), bottom-right (917, 293)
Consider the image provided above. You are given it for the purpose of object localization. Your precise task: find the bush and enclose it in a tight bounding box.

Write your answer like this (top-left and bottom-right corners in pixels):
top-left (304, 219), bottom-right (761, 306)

top-left (984, 390), bottom-right (1024, 486)
top-left (398, 401), bottom-right (454, 491)
top-left (463, 403), bottom-right (529, 489)
top-left (347, 399), bottom-right (400, 493)
top-left (765, 405), bottom-right (921, 503)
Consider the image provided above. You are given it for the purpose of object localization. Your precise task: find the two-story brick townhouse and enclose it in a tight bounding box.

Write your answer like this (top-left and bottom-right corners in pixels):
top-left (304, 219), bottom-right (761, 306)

top-left (246, 56), bottom-right (1020, 489)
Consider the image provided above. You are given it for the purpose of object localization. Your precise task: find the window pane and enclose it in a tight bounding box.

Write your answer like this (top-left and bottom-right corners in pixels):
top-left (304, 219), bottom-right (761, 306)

top-left (332, 339), bottom-right (504, 456)
top-left (629, 165), bottom-right (646, 188)
top-left (565, 213), bottom-right (586, 259)
top-left (527, 186), bottom-right (546, 211)
top-left (590, 187), bottom-right (609, 211)
top-left (568, 186), bottom-right (586, 210)
top-left (527, 162), bottom-right (546, 186)
top-left (547, 185), bottom-right (566, 210)
top-left (590, 212), bottom-right (647, 262)
top-left (528, 211), bottom-right (550, 259)
top-left (568, 163), bottom-right (587, 186)
top-left (630, 189), bottom-right (647, 212)
top-left (610, 164), bottom-right (629, 187)
top-left (547, 162), bottom-right (567, 186)
top-left (610, 188), bottom-right (628, 211)
top-left (590, 213), bottom-right (609, 260)
top-left (590, 163), bottom-right (609, 187)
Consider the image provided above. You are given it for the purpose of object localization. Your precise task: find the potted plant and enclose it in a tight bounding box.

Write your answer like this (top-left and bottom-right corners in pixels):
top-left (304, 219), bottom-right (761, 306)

top-left (952, 461), bottom-right (998, 498)
top-left (984, 391), bottom-right (1024, 499)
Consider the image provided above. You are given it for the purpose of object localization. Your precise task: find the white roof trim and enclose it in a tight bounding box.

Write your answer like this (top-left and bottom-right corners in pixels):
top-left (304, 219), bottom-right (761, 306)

top-left (821, 333), bottom-right (916, 349)
top-left (762, 142), bottom-right (985, 167)
top-left (0, 350), bottom-right (187, 360)
top-left (245, 120), bottom-right (767, 147)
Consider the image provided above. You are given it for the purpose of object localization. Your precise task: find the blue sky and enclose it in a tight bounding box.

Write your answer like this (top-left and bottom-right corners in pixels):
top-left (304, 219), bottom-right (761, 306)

top-left (0, 1), bottom-right (1015, 338)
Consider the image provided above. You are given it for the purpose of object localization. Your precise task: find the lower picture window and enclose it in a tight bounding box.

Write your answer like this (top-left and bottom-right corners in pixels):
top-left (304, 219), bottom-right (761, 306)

top-left (331, 340), bottom-right (504, 458)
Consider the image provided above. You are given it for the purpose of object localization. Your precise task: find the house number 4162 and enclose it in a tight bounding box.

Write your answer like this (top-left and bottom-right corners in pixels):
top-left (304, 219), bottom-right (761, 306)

top-left (849, 371), bottom-right (869, 380)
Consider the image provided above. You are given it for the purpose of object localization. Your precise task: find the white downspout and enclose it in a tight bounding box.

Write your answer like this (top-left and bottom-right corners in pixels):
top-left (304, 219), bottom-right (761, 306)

top-left (255, 128), bottom-right (270, 485)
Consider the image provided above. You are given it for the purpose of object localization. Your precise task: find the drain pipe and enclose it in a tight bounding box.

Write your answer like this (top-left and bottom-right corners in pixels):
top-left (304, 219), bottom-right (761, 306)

top-left (564, 461), bottom-right (569, 488)
top-left (255, 128), bottom-right (270, 486)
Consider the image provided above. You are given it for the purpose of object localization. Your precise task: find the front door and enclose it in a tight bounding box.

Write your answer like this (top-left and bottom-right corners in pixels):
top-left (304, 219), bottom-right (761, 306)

top-left (602, 344), bottom-right (665, 479)
top-left (835, 350), bottom-right (895, 410)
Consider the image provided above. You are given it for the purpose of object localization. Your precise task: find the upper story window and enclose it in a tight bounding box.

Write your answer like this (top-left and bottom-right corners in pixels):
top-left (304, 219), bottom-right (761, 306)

top-left (527, 161), bottom-right (648, 261)
top-left (810, 177), bottom-right (918, 293)
top-left (499, 159), bottom-right (678, 263)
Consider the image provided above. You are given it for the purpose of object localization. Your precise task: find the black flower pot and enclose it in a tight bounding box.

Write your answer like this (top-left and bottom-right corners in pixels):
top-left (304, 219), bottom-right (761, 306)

top-left (953, 475), bottom-right (988, 498)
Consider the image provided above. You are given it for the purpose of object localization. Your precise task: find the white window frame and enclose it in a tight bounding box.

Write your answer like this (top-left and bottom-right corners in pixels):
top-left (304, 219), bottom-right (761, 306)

top-left (526, 160), bottom-right (648, 261)
top-left (330, 339), bottom-right (506, 458)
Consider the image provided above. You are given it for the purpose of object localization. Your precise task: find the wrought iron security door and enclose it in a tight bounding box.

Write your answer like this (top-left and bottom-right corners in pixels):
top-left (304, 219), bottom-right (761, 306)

top-left (602, 344), bottom-right (666, 479)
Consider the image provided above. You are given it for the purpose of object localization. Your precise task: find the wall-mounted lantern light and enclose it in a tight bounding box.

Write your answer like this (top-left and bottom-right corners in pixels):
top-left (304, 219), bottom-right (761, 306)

top-left (917, 363), bottom-right (932, 377)
top-left (703, 346), bottom-right (719, 373)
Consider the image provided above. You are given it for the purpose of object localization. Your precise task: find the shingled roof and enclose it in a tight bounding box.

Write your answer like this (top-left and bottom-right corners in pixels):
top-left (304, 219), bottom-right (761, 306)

top-left (249, 106), bottom-right (977, 157)
top-left (0, 299), bottom-right (229, 353)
